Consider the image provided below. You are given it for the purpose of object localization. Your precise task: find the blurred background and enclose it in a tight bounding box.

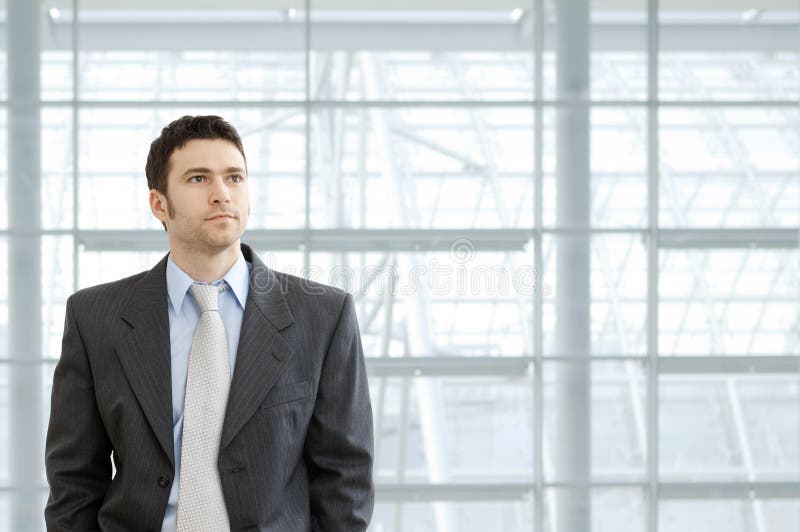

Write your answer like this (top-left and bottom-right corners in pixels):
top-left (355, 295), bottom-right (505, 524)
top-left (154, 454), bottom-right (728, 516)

top-left (0, 0), bottom-right (798, 531)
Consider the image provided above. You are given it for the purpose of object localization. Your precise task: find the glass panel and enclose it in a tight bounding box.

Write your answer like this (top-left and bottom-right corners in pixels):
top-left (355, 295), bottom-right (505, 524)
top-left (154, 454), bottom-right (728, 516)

top-left (543, 234), bottom-right (648, 357)
top-left (544, 107), bottom-right (647, 229)
top-left (41, 361), bottom-right (56, 488)
top-left (659, 3), bottom-right (800, 101)
top-left (660, 374), bottom-right (800, 481)
top-left (41, 107), bottom-right (73, 229)
top-left (544, 361), bottom-right (647, 482)
top-left (310, 248), bottom-right (534, 358)
top-left (372, 500), bottom-right (534, 532)
top-left (0, 238), bottom-right (6, 359)
top-left (78, 5), bottom-right (304, 101)
top-left (78, 107), bottom-right (306, 229)
top-left (310, 2), bottom-right (535, 102)
top-left (0, 362), bottom-right (44, 513)
top-left (659, 107), bottom-right (800, 228)
top-left (370, 376), bottom-right (533, 483)
top-left (0, 1), bottom-right (6, 101)
top-left (42, 0), bottom-right (74, 101)
top-left (590, 235), bottom-right (648, 357)
top-left (0, 491), bottom-right (48, 532)
top-left (251, 249), bottom-right (305, 277)
top-left (243, 110), bottom-right (306, 230)
top-left (544, 0), bottom-right (647, 101)
top-left (0, 364), bottom-right (7, 483)
top-left (591, 488), bottom-right (646, 532)
top-left (0, 0), bottom-right (74, 100)
top-left (590, 108), bottom-right (647, 227)
top-left (659, 498), bottom-right (800, 532)
top-left (543, 488), bottom-right (646, 532)
top-left (658, 248), bottom-right (800, 357)
top-left (310, 107), bottom-right (534, 229)
top-left (78, 249), bottom-right (166, 289)
top-left (42, 237), bottom-right (72, 359)
top-left (737, 379), bottom-right (800, 479)
top-left (0, 109), bottom-right (7, 230)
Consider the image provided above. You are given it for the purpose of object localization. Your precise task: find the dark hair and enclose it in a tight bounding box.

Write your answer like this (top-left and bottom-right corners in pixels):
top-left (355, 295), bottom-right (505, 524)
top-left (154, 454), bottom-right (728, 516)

top-left (145, 115), bottom-right (246, 195)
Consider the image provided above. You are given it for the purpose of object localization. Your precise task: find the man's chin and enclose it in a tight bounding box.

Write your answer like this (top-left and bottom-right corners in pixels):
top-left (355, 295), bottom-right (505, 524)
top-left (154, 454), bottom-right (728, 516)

top-left (169, 225), bottom-right (244, 254)
top-left (201, 229), bottom-right (242, 250)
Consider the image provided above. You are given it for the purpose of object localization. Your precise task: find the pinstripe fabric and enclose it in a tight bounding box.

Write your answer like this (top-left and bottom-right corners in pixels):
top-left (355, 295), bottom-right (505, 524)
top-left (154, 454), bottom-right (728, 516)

top-left (45, 243), bottom-right (374, 532)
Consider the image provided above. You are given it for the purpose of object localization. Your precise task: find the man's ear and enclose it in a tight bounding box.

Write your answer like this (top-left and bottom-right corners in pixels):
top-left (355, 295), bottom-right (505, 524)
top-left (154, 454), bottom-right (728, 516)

top-left (149, 189), bottom-right (169, 225)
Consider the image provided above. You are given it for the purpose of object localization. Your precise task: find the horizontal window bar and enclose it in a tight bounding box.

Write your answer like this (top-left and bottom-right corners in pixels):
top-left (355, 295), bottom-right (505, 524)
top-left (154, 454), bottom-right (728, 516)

top-left (19, 356), bottom-right (800, 377)
top-left (5, 228), bottom-right (796, 251)
top-left (375, 483), bottom-right (532, 502)
top-left (6, 481), bottom-right (798, 500)
top-left (367, 356), bottom-right (533, 377)
top-left (659, 482), bottom-right (800, 500)
top-left (659, 356), bottom-right (800, 374)
top-left (1, 99), bottom-right (799, 108)
top-left (659, 228), bottom-right (799, 249)
top-left (70, 229), bottom-right (534, 252)
top-left (4, 20), bottom-right (798, 52)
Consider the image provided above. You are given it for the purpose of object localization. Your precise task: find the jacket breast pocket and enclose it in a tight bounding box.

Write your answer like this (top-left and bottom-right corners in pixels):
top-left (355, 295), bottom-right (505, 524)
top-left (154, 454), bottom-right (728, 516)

top-left (260, 379), bottom-right (313, 411)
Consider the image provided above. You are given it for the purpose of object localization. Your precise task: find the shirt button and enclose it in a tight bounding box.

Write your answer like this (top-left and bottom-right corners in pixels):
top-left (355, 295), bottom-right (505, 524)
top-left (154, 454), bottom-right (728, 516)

top-left (157, 475), bottom-right (170, 488)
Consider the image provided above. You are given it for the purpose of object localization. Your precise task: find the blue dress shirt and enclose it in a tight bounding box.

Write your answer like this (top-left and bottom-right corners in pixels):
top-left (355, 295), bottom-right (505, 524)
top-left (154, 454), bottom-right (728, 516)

top-left (160, 251), bottom-right (251, 532)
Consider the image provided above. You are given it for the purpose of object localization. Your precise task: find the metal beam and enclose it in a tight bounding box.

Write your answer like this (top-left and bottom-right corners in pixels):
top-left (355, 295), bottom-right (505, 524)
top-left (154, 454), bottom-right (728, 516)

top-left (374, 480), bottom-right (800, 502)
top-left (659, 482), bottom-right (800, 499)
top-left (62, 227), bottom-right (800, 253)
top-left (12, 354), bottom-right (800, 375)
top-left (7, 0), bottom-right (42, 530)
top-left (366, 356), bottom-right (532, 377)
top-left (75, 228), bottom-right (533, 252)
top-left (658, 228), bottom-right (799, 249)
top-left (2, 480), bottom-right (796, 501)
top-left (29, 21), bottom-right (800, 52)
top-left (375, 483), bottom-right (532, 502)
top-left (659, 355), bottom-right (800, 374)
top-left (553, 1), bottom-right (592, 531)
top-left (19, 99), bottom-right (800, 108)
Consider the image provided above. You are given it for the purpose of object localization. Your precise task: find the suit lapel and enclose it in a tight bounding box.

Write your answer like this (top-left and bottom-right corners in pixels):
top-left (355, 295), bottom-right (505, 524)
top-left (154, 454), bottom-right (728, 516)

top-left (111, 244), bottom-right (296, 461)
top-left (221, 244), bottom-right (296, 450)
top-left (114, 253), bottom-right (175, 466)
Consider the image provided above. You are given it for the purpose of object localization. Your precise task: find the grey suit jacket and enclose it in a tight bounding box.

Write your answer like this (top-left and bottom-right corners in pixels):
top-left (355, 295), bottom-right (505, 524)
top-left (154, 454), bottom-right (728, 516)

top-left (45, 243), bottom-right (374, 532)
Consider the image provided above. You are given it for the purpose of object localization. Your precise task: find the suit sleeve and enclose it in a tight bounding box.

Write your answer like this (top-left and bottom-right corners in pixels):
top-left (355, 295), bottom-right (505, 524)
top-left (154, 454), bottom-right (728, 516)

top-left (44, 295), bottom-right (112, 532)
top-left (305, 292), bottom-right (375, 531)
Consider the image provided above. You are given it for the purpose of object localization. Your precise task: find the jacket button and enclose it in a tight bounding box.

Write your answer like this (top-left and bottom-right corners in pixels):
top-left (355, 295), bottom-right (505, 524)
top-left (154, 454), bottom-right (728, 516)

top-left (157, 475), bottom-right (170, 488)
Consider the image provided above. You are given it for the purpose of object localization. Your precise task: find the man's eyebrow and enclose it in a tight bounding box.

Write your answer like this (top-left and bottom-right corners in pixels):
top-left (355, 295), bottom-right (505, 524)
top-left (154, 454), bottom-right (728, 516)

top-left (180, 166), bottom-right (246, 177)
top-left (181, 167), bottom-right (211, 177)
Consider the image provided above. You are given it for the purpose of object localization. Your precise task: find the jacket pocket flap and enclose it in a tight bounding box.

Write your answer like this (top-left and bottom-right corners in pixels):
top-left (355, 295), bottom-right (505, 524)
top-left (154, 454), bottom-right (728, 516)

top-left (260, 379), bottom-right (313, 410)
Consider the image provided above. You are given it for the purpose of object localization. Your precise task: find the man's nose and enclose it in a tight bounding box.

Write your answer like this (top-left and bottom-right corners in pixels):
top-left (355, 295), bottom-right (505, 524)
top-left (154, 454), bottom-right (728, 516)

top-left (209, 176), bottom-right (231, 203)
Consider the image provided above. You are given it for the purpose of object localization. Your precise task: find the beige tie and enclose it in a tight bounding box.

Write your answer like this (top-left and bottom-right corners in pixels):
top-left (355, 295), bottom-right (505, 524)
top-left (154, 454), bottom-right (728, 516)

top-left (176, 283), bottom-right (231, 532)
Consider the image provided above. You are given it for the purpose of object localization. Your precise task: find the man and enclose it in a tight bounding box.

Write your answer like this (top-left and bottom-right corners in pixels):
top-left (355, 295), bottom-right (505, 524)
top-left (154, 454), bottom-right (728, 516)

top-left (44, 115), bottom-right (374, 532)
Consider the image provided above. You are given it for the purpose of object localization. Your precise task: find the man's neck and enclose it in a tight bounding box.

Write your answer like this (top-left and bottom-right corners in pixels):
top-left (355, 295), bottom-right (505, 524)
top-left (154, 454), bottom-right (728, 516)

top-left (168, 241), bottom-right (241, 283)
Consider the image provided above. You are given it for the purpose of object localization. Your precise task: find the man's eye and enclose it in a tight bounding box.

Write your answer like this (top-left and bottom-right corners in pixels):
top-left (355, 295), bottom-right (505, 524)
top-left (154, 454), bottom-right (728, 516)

top-left (189, 175), bottom-right (204, 183)
top-left (230, 175), bottom-right (243, 183)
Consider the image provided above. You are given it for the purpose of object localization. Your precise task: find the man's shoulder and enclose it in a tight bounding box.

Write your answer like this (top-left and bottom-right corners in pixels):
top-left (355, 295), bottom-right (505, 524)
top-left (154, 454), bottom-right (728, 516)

top-left (67, 270), bottom-right (149, 309)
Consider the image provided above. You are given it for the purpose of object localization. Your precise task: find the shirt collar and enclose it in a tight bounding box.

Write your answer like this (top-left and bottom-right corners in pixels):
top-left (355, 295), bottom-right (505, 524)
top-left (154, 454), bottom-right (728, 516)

top-left (166, 250), bottom-right (250, 314)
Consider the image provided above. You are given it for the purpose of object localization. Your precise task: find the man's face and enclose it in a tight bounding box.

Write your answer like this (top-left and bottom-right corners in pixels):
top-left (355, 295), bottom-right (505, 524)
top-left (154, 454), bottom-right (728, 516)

top-left (151, 138), bottom-right (250, 253)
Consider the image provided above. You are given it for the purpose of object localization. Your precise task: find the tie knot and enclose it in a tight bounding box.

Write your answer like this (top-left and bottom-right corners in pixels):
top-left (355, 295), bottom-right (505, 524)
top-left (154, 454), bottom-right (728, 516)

top-left (190, 282), bottom-right (226, 312)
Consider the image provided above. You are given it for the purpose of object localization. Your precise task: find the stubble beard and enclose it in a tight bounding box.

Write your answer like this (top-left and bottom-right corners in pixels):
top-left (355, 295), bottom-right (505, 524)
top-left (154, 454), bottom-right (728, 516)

top-left (167, 203), bottom-right (242, 255)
